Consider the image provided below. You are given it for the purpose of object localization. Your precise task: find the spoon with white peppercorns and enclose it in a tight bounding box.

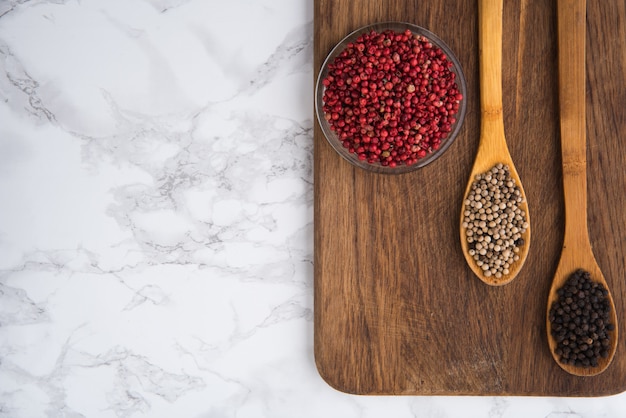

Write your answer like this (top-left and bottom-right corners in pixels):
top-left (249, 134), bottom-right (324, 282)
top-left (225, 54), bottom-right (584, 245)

top-left (546, 0), bottom-right (618, 376)
top-left (459, 0), bottom-right (531, 285)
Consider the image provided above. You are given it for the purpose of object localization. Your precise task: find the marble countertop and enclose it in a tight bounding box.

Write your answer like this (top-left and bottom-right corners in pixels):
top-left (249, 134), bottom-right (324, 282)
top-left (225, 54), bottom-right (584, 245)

top-left (0, 1), bottom-right (624, 416)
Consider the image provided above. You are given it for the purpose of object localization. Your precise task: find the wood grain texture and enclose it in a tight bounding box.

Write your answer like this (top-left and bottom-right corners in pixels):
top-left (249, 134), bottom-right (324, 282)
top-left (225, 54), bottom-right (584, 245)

top-left (314, 0), bottom-right (626, 395)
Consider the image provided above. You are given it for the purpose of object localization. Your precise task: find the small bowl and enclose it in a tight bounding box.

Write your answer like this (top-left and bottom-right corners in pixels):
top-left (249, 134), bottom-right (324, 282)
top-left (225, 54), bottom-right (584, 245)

top-left (315, 22), bottom-right (467, 174)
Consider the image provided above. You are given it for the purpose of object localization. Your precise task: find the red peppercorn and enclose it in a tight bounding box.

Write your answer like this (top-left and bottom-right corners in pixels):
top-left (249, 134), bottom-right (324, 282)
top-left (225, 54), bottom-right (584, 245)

top-left (322, 29), bottom-right (462, 167)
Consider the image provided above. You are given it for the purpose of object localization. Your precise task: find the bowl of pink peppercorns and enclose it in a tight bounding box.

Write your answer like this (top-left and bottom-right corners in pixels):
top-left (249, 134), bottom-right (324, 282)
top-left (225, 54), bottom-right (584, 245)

top-left (315, 22), bottom-right (467, 174)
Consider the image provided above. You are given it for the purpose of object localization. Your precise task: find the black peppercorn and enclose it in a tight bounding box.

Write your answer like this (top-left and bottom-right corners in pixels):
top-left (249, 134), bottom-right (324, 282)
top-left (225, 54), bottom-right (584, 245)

top-left (549, 269), bottom-right (614, 368)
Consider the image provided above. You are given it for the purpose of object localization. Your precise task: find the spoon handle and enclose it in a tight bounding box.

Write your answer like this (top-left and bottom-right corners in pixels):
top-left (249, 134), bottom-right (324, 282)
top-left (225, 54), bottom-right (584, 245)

top-left (558, 0), bottom-right (589, 247)
top-left (477, 0), bottom-right (510, 158)
top-left (478, 0), bottom-right (504, 126)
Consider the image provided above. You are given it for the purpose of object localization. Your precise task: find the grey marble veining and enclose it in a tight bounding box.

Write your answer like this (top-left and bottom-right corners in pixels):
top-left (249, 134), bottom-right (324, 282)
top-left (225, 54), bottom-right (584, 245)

top-left (0, 0), bottom-right (624, 417)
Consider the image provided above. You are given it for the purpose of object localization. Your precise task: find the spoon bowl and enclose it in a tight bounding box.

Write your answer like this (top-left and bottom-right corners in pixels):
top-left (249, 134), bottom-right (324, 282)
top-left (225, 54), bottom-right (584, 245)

top-left (546, 0), bottom-right (618, 376)
top-left (460, 0), bottom-right (531, 285)
top-left (547, 253), bottom-right (618, 376)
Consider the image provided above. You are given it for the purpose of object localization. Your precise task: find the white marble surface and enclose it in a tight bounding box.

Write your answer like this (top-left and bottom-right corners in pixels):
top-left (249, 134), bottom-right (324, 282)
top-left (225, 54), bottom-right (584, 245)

top-left (0, 1), bottom-right (625, 417)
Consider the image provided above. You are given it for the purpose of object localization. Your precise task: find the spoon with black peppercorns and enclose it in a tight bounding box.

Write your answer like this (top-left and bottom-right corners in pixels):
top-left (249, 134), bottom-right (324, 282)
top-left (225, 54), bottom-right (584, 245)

top-left (460, 0), bottom-right (531, 285)
top-left (546, 0), bottom-right (618, 376)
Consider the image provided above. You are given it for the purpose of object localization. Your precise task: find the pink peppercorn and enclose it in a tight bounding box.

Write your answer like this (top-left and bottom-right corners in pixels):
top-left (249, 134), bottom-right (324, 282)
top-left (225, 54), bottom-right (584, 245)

top-left (321, 29), bottom-right (462, 167)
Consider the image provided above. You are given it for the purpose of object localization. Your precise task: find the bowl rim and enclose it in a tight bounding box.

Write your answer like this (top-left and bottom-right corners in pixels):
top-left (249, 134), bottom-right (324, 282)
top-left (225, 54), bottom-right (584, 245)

top-left (315, 21), bottom-right (468, 174)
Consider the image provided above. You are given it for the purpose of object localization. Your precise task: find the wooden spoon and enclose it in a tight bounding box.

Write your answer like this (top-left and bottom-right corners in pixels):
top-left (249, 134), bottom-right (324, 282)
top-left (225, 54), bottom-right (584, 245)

top-left (545, 0), bottom-right (618, 376)
top-left (459, 0), bottom-right (531, 285)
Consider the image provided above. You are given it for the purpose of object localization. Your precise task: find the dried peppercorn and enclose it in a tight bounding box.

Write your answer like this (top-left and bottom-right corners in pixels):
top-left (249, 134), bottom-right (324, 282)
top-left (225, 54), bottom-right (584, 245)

top-left (321, 29), bottom-right (462, 167)
top-left (461, 164), bottom-right (528, 278)
top-left (549, 269), bottom-right (614, 368)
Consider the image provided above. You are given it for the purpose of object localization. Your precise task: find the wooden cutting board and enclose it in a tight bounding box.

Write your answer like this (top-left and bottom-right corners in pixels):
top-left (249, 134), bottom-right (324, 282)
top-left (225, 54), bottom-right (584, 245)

top-left (313, 0), bottom-right (626, 396)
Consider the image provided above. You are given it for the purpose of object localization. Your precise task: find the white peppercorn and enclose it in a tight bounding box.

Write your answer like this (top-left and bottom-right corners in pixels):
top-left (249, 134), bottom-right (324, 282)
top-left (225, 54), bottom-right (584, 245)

top-left (462, 164), bottom-right (528, 278)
